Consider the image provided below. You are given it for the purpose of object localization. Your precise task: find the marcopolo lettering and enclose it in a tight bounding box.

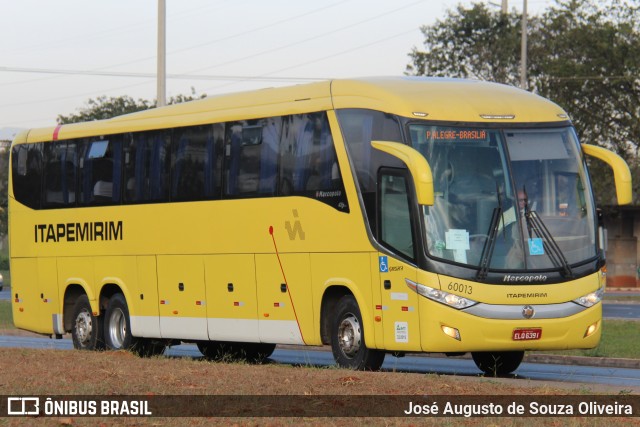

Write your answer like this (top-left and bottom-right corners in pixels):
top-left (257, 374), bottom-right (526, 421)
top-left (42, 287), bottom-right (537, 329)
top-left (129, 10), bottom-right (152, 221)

top-left (502, 274), bottom-right (548, 283)
top-left (34, 221), bottom-right (123, 243)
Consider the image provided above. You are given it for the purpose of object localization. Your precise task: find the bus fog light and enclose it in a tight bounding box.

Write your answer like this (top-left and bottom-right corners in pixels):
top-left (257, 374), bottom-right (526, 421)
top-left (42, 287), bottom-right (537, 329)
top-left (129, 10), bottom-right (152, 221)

top-left (441, 325), bottom-right (461, 341)
top-left (584, 321), bottom-right (599, 338)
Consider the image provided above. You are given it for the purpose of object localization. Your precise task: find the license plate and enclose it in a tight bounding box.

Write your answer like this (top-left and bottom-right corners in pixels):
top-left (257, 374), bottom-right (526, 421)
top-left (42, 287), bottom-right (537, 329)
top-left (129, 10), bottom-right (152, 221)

top-left (512, 328), bottom-right (542, 341)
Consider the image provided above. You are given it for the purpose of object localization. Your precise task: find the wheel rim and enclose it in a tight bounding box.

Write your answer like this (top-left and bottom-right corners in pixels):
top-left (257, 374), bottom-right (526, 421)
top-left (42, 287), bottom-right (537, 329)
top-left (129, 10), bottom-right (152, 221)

top-left (75, 310), bottom-right (92, 344)
top-left (337, 313), bottom-right (361, 358)
top-left (108, 308), bottom-right (127, 349)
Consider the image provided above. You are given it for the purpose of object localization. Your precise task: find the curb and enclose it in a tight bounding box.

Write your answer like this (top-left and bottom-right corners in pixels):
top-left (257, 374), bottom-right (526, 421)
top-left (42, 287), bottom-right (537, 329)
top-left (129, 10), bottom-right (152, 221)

top-left (278, 344), bottom-right (640, 370)
top-left (524, 354), bottom-right (640, 369)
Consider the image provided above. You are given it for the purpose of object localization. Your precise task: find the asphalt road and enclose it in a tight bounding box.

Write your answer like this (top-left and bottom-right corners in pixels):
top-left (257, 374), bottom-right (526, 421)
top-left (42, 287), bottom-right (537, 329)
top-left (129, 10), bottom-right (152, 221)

top-left (0, 335), bottom-right (638, 391)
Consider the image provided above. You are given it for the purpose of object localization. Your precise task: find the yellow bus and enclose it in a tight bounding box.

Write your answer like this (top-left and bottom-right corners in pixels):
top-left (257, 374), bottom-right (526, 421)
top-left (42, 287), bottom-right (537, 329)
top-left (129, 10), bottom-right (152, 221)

top-left (9, 77), bottom-right (632, 374)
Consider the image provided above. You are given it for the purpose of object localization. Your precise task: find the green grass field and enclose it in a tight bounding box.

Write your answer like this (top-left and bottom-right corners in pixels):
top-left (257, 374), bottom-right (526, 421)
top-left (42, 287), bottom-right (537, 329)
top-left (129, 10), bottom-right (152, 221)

top-left (0, 300), bottom-right (637, 359)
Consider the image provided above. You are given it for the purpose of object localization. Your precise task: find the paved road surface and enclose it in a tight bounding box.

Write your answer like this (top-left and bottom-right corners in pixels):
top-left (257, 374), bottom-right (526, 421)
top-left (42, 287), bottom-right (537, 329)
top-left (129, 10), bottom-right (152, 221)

top-left (1, 335), bottom-right (639, 391)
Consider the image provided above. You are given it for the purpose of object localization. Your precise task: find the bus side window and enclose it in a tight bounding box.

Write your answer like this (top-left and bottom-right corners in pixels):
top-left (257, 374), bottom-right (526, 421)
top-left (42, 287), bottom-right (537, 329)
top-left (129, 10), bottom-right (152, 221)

top-left (80, 138), bottom-right (123, 205)
top-left (11, 143), bottom-right (43, 210)
top-left (172, 125), bottom-right (217, 201)
top-left (225, 118), bottom-right (281, 197)
top-left (124, 131), bottom-right (171, 203)
top-left (43, 141), bottom-right (78, 208)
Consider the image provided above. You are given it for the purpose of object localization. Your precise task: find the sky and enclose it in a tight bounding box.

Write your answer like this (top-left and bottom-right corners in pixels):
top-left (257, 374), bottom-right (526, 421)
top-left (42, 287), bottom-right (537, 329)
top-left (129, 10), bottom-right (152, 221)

top-left (0, 0), bottom-right (554, 133)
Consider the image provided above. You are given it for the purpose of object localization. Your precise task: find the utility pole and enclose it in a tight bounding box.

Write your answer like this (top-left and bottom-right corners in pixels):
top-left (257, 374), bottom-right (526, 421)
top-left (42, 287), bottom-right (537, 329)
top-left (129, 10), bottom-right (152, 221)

top-left (502, 0), bottom-right (508, 14)
top-left (157, 0), bottom-right (167, 107)
top-left (520, 0), bottom-right (528, 90)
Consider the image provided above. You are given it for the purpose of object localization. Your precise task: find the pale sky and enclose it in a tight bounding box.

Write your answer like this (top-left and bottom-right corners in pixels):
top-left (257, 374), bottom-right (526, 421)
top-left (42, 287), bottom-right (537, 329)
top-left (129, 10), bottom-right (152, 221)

top-left (0, 0), bottom-right (554, 131)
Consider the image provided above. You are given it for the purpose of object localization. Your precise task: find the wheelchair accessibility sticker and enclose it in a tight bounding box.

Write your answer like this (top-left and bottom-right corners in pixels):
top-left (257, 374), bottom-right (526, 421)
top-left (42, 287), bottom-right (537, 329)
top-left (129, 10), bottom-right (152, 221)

top-left (379, 256), bottom-right (389, 273)
top-left (528, 238), bottom-right (544, 256)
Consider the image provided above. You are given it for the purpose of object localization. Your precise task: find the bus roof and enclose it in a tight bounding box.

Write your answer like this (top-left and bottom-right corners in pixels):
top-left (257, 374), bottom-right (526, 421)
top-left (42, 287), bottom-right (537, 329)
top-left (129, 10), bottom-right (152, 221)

top-left (19, 77), bottom-right (569, 143)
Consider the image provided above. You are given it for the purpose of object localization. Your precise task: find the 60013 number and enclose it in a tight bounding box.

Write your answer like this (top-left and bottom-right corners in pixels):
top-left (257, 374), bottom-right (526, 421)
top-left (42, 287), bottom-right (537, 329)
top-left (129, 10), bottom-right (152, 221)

top-left (447, 282), bottom-right (473, 295)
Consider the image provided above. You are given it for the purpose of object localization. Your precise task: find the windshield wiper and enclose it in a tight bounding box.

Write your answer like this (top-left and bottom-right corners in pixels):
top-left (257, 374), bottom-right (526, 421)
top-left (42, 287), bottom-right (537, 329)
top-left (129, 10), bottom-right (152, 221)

top-left (522, 188), bottom-right (573, 278)
top-left (476, 182), bottom-right (504, 281)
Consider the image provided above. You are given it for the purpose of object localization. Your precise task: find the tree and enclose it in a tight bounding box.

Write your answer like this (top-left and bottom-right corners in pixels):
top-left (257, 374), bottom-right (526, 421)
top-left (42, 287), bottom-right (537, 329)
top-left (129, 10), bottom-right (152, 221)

top-left (407, 3), bottom-right (531, 86)
top-left (407, 0), bottom-right (640, 205)
top-left (57, 88), bottom-right (206, 124)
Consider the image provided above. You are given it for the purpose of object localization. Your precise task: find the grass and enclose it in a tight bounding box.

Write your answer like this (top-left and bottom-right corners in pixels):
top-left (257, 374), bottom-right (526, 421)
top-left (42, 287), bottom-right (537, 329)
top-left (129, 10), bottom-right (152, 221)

top-left (0, 300), bottom-right (12, 328)
top-left (0, 347), bottom-right (635, 427)
top-left (536, 319), bottom-right (640, 359)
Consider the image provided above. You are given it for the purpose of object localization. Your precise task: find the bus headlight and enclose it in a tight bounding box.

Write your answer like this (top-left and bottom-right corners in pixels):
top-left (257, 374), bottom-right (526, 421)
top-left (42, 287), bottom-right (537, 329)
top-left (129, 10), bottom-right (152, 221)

top-left (573, 287), bottom-right (604, 308)
top-left (406, 279), bottom-right (477, 309)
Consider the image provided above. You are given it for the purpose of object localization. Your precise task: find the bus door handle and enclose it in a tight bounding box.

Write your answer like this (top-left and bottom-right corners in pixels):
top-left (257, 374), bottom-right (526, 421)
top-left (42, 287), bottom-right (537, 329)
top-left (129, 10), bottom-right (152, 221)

top-left (178, 282), bottom-right (184, 292)
top-left (384, 280), bottom-right (391, 290)
top-left (227, 283), bottom-right (234, 292)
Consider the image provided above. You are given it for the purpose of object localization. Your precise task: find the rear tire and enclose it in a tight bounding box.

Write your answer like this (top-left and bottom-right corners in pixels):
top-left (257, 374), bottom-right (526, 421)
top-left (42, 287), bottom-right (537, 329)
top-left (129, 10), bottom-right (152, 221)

top-left (472, 351), bottom-right (524, 376)
top-left (331, 295), bottom-right (384, 371)
top-left (104, 293), bottom-right (133, 351)
top-left (71, 294), bottom-right (104, 351)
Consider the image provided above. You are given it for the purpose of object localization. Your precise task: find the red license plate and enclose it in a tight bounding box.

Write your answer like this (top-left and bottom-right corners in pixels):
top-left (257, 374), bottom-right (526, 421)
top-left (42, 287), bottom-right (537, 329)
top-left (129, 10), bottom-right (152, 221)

top-left (512, 328), bottom-right (542, 341)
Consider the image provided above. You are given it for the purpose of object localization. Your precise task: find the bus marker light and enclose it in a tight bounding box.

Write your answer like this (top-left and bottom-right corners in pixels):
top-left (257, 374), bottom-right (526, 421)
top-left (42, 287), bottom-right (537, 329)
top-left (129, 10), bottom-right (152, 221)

top-left (19, 308), bottom-right (24, 312)
top-left (375, 316), bottom-right (382, 322)
top-left (264, 313), bottom-right (270, 318)
top-left (172, 310), bottom-right (178, 315)
top-left (441, 325), bottom-right (460, 341)
top-left (375, 305), bottom-right (382, 310)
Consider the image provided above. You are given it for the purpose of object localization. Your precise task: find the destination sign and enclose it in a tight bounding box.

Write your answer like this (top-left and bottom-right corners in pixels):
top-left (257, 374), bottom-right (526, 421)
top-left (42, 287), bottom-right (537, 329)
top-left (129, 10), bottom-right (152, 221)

top-left (425, 129), bottom-right (488, 142)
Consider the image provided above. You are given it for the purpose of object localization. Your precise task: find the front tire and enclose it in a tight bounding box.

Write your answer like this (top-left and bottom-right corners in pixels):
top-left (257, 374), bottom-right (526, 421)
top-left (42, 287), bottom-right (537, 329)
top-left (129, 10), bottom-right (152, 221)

top-left (71, 294), bottom-right (104, 350)
top-left (331, 295), bottom-right (384, 371)
top-left (472, 351), bottom-right (524, 376)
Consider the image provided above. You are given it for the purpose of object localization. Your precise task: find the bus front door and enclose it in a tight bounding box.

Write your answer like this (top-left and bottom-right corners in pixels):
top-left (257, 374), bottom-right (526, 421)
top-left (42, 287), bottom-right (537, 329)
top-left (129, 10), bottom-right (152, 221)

top-left (378, 254), bottom-right (421, 352)
top-left (377, 171), bottom-right (421, 352)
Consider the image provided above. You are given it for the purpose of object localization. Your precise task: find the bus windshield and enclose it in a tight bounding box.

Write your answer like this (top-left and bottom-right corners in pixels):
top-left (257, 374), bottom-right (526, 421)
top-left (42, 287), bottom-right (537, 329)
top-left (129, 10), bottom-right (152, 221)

top-left (409, 124), bottom-right (597, 272)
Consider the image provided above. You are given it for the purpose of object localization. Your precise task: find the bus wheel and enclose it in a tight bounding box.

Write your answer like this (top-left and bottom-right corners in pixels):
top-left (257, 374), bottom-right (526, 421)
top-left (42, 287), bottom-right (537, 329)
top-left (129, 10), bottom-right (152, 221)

top-left (71, 294), bottom-right (104, 351)
top-left (242, 343), bottom-right (276, 362)
top-left (197, 341), bottom-right (224, 360)
top-left (198, 342), bottom-right (276, 363)
top-left (472, 351), bottom-right (524, 376)
top-left (331, 295), bottom-right (385, 371)
top-left (104, 293), bottom-right (135, 351)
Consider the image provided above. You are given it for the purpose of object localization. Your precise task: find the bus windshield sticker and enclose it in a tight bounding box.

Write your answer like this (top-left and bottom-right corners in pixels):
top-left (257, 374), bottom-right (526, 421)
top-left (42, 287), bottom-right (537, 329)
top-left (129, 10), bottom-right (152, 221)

top-left (446, 229), bottom-right (470, 264)
top-left (445, 229), bottom-right (470, 251)
top-left (528, 238), bottom-right (545, 256)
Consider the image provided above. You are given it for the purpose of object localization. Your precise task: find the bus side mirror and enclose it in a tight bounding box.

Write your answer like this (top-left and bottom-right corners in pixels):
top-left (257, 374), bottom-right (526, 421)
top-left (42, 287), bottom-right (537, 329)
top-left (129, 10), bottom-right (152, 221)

top-left (581, 143), bottom-right (632, 205)
top-left (372, 140), bottom-right (434, 206)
